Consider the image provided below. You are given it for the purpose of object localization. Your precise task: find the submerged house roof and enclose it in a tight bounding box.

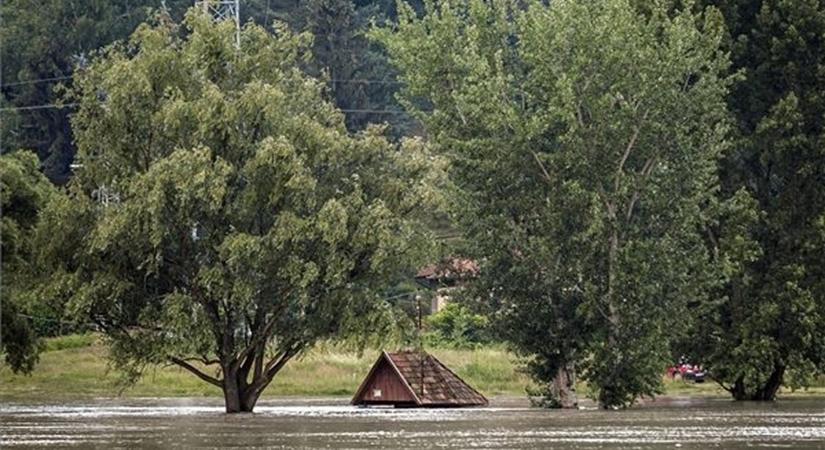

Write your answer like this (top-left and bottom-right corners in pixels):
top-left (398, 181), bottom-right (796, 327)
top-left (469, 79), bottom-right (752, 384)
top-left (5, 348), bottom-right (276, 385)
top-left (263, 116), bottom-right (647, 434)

top-left (351, 350), bottom-right (488, 407)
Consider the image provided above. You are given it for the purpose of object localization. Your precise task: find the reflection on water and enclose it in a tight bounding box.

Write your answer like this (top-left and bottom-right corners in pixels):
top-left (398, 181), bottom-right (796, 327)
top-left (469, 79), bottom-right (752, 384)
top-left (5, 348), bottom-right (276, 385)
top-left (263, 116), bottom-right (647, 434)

top-left (1, 396), bottom-right (824, 449)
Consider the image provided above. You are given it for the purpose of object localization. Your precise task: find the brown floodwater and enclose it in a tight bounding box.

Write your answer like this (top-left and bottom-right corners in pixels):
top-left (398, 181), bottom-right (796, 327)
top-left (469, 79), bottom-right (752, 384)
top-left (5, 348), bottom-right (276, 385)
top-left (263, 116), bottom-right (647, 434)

top-left (1, 396), bottom-right (824, 449)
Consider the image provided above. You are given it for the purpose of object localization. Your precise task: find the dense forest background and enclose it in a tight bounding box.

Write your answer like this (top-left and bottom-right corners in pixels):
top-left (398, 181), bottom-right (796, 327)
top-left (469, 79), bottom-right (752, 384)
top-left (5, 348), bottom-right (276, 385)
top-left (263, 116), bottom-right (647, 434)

top-left (1, 0), bottom-right (424, 183)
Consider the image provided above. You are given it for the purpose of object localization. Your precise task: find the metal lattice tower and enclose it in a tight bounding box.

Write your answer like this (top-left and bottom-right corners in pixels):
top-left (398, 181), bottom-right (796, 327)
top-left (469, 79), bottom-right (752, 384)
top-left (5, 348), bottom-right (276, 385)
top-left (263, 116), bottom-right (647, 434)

top-left (92, 184), bottom-right (121, 208)
top-left (195, 0), bottom-right (240, 47)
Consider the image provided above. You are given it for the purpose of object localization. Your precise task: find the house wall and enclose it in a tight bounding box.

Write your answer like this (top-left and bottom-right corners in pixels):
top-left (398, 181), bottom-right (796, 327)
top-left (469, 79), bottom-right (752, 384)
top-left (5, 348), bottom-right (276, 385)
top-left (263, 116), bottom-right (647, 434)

top-left (430, 288), bottom-right (456, 313)
top-left (359, 360), bottom-right (416, 404)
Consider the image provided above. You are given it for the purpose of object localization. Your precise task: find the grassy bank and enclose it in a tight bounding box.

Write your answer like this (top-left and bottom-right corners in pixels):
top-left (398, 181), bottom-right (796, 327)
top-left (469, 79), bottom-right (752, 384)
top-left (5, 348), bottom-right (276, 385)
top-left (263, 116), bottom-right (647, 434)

top-left (0, 335), bottom-right (533, 401)
top-left (2, 334), bottom-right (822, 401)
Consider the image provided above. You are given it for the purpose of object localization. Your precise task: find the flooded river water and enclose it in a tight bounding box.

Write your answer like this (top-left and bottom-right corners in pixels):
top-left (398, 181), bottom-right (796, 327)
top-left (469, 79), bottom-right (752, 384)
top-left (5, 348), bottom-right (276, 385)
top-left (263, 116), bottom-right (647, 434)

top-left (1, 396), bottom-right (824, 449)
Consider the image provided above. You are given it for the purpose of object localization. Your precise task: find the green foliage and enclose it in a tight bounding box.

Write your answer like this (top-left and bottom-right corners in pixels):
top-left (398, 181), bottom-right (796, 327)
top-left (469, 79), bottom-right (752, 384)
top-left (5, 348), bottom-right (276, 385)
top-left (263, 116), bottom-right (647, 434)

top-left (0, 150), bottom-right (58, 373)
top-left (1, 151), bottom-right (54, 268)
top-left (424, 303), bottom-right (491, 348)
top-left (0, 300), bottom-right (41, 375)
top-left (689, 0), bottom-right (825, 400)
top-left (34, 8), bottom-right (443, 412)
top-left (375, 0), bottom-right (733, 408)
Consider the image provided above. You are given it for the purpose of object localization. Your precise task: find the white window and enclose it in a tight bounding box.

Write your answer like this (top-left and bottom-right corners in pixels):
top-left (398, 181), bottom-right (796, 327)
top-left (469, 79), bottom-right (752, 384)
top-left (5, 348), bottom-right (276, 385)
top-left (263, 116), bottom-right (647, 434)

top-left (373, 389), bottom-right (382, 397)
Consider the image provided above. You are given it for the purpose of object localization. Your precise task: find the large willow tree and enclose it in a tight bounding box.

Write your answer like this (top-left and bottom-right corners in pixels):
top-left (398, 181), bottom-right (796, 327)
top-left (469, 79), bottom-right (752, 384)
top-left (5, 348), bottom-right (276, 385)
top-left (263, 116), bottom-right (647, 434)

top-left (35, 10), bottom-right (440, 413)
top-left (375, 0), bottom-right (732, 408)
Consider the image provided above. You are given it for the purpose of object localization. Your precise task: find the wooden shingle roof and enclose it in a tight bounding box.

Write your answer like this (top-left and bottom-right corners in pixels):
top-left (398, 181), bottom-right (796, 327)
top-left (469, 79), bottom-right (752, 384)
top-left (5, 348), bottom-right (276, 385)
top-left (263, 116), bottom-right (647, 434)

top-left (415, 258), bottom-right (479, 281)
top-left (352, 350), bottom-right (488, 407)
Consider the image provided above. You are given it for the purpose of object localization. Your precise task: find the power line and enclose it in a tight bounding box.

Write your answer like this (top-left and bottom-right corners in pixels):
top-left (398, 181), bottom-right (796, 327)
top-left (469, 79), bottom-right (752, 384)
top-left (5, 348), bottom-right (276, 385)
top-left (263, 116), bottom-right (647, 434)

top-left (1, 74), bottom-right (73, 88)
top-left (0, 102), bottom-right (416, 115)
top-left (331, 79), bottom-right (402, 85)
top-left (16, 313), bottom-right (95, 328)
top-left (1, 74), bottom-right (409, 115)
top-left (339, 108), bottom-right (410, 114)
top-left (2, 73), bottom-right (404, 90)
top-left (381, 291), bottom-right (418, 302)
top-left (0, 102), bottom-right (79, 112)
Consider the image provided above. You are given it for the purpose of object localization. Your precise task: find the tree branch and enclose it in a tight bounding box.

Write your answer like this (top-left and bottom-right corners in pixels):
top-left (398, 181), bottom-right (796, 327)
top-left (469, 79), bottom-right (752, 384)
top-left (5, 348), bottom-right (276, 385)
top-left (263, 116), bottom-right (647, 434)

top-left (532, 151), bottom-right (552, 185)
top-left (169, 356), bottom-right (222, 387)
top-left (597, 189), bottom-right (617, 221)
top-left (247, 342), bottom-right (304, 397)
top-left (591, 299), bottom-right (611, 323)
top-left (254, 344), bottom-right (264, 381)
top-left (625, 157), bottom-right (657, 221)
top-left (234, 313), bottom-right (280, 370)
top-left (175, 356), bottom-right (221, 366)
top-left (615, 125), bottom-right (641, 192)
top-left (575, 78), bottom-right (592, 128)
top-left (262, 345), bottom-right (298, 379)
top-left (199, 356), bottom-right (221, 366)
top-left (711, 374), bottom-right (733, 394)
top-left (614, 110), bottom-right (650, 202)
top-left (705, 225), bottom-right (720, 260)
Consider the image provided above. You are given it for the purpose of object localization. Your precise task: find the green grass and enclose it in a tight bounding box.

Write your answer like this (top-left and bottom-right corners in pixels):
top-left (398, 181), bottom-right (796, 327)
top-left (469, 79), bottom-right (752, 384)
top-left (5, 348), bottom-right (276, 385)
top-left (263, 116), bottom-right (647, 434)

top-left (2, 335), bottom-right (822, 401)
top-left (0, 337), bottom-right (533, 401)
top-left (658, 374), bottom-right (825, 397)
top-left (42, 333), bottom-right (98, 352)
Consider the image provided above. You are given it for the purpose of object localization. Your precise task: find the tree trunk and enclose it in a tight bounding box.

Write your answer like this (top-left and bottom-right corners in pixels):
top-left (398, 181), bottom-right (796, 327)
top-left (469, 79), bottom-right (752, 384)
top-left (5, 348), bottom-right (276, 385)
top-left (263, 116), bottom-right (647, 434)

top-left (731, 364), bottom-right (786, 401)
top-left (241, 386), bottom-right (262, 412)
top-left (607, 226), bottom-right (620, 335)
top-left (588, 218), bottom-right (623, 410)
top-left (222, 368), bottom-right (262, 413)
top-left (730, 375), bottom-right (747, 401)
top-left (602, 225), bottom-right (621, 409)
top-left (549, 362), bottom-right (578, 409)
top-left (223, 370), bottom-right (245, 413)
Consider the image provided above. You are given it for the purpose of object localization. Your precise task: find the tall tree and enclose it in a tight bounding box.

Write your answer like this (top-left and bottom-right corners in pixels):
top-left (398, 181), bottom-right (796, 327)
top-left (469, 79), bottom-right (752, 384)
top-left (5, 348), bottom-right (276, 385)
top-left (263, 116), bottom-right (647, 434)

top-left (34, 9), bottom-right (441, 413)
top-left (375, 0), bottom-right (732, 408)
top-left (687, 0), bottom-right (825, 400)
top-left (1, 150), bottom-right (57, 373)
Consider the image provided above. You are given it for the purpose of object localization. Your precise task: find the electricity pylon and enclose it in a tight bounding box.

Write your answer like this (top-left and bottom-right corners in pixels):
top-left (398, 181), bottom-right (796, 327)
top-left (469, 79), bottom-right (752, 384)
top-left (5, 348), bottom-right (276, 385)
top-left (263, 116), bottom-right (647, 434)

top-left (195, 0), bottom-right (240, 48)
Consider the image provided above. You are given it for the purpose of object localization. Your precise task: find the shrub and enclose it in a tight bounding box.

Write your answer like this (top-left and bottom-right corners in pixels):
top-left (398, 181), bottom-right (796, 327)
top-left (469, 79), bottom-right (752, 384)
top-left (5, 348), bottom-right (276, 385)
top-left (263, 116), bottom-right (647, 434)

top-left (424, 303), bottom-right (491, 349)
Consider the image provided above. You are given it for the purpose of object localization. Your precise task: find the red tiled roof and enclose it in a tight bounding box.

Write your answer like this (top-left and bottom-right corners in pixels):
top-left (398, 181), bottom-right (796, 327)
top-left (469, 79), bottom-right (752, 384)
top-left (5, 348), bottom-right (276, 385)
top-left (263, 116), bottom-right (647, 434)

top-left (415, 258), bottom-right (479, 281)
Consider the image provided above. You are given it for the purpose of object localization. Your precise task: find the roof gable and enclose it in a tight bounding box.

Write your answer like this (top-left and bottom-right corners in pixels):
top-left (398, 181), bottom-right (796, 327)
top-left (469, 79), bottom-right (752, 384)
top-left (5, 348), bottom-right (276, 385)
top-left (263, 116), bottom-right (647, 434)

top-left (351, 352), bottom-right (420, 405)
top-left (352, 350), bottom-right (488, 407)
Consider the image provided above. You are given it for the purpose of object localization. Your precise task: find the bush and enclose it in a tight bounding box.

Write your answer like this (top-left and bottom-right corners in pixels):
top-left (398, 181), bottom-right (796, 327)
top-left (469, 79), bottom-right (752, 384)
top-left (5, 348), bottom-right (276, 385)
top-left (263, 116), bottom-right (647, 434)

top-left (424, 303), bottom-right (491, 349)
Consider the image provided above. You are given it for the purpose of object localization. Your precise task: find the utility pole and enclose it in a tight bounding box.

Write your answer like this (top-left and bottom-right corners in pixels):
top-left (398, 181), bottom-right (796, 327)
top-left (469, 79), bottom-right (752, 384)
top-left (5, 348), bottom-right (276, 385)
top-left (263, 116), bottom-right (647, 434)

top-left (415, 293), bottom-right (424, 397)
top-left (195, 0), bottom-right (241, 48)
